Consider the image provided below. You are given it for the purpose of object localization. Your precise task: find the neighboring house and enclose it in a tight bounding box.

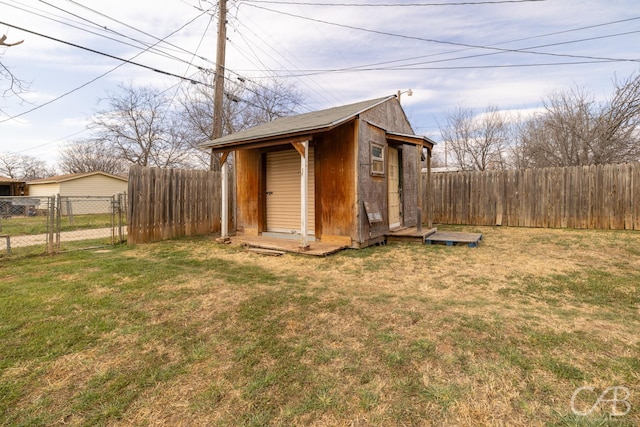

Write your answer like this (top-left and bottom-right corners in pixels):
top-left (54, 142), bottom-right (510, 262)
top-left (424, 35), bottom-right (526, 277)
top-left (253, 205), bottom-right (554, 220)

top-left (200, 95), bottom-right (434, 249)
top-left (0, 176), bottom-right (27, 218)
top-left (27, 171), bottom-right (128, 214)
top-left (0, 176), bottom-right (25, 196)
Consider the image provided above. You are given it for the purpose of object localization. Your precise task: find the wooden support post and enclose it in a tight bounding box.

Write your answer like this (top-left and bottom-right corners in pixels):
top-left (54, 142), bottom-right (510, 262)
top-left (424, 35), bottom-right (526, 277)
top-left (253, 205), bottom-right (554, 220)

top-left (218, 151), bottom-right (230, 243)
top-left (299, 140), bottom-right (310, 250)
top-left (427, 148), bottom-right (433, 228)
top-left (416, 145), bottom-right (423, 233)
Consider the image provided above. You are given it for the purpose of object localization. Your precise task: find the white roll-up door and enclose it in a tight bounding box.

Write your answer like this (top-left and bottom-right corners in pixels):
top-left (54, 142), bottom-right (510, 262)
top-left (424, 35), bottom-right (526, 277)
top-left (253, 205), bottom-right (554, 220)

top-left (266, 147), bottom-right (315, 235)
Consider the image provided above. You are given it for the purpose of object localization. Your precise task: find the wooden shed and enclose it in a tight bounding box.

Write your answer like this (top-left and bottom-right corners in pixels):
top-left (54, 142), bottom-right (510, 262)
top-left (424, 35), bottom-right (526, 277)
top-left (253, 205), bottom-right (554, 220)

top-left (201, 95), bottom-right (434, 250)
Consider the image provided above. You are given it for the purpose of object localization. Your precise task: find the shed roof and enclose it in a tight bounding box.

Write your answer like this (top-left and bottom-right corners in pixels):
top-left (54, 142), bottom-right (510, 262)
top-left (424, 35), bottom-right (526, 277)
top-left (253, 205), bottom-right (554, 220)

top-left (27, 171), bottom-right (128, 185)
top-left (386, 130), bottom-right (435, 149)
top-left (200, 96), bottom-right (395, 150)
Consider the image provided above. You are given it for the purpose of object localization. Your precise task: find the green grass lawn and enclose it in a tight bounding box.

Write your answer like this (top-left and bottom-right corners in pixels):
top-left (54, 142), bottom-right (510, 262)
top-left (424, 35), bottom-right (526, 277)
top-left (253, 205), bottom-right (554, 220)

top-left (0, 226), bottom-right (638, 426)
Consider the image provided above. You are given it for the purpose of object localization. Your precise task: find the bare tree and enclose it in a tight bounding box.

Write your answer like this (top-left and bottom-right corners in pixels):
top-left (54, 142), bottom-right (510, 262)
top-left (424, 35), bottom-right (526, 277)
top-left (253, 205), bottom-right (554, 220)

top-left (84, 77), bottom-right (304, 171)
top-left (592, 72), bottom-right (640, 163)
top-left (91, 83), bottom-right (195, 169)
top-left (515, 87), bottom-right (597, 167)
top-left (236, 77), bottom-right (305, 128)
top-left (0, 152), bottom-right (55, 180)
top-left (429, 148), bottom-right (447, 169)
top-left (1, 34), bottom-right (28, 111)
top-left (58, 139), bottom-right (128, 175)
top-left (440, 105), bottom-right (509, 171)
top-left (180, 73), bottom-right (305, 168)
top-left (514, 73), bottom-right (640, 168)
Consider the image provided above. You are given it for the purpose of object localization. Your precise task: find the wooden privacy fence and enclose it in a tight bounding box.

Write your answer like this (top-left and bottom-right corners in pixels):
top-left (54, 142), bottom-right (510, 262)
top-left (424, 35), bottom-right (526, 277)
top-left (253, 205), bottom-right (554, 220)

top-left (128, 166), bottom-right (221, 243)
top-left (428, 163), bottom-right (640, 230)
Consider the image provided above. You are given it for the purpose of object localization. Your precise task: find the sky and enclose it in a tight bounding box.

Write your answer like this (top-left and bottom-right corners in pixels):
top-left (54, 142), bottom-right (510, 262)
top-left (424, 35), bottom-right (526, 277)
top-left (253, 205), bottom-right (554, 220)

top-left (1, 0), bottom-right (639, 167)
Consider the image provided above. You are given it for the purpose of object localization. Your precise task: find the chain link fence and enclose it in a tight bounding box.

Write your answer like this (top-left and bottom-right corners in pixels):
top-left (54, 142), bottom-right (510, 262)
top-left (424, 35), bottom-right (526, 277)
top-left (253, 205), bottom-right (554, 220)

top-left (0, 193), bottom-right (127, 258)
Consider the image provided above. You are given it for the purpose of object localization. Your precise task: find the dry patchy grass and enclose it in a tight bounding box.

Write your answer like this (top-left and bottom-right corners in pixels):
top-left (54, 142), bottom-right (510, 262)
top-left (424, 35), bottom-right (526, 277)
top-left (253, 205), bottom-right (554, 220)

top-left (0, 226), bottom-right (639, 426)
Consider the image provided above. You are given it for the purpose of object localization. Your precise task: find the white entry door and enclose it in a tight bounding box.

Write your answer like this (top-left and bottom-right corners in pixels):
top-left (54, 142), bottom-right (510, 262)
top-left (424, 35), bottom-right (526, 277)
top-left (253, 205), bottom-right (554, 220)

top-left (266, 148), bottom-right (315, 235)
top-left (388, 147), bottom-right (401, 230)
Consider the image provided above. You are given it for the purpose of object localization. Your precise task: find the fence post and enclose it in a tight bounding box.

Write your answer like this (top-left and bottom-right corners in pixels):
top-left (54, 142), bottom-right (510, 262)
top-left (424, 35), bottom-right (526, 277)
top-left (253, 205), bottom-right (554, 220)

top-left (116, 194), bottom-right (121, 243)
top-left (56, 195), bottom-right (61, 252)
top-left (115, 193), bottom-right (125, 243)
top-left (66, 198), bottom-right (74, 225)
top-left (46, 195), bottom-right (58, 254)
top-left (110, 195), bottom-right (116, 245)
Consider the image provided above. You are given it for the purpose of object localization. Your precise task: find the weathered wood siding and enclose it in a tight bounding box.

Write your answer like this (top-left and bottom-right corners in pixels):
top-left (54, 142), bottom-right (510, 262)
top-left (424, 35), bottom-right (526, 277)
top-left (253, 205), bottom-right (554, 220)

top-left (401, 144), bottom-right (418, 227)
top-left (315, 123), bottom-right (357, 242)
top-left (358, 122), bottom-right (389, 244)
top-left (128, 166), bottom-right (221, 244)
top-left (429, 163), bottom-right (640, 230)
top-left (356, 98), bottom-right (421, 245)
top-left (359, 97), bottom-right (415, 135)
top-left (235, 149), bottom-right (262, 235)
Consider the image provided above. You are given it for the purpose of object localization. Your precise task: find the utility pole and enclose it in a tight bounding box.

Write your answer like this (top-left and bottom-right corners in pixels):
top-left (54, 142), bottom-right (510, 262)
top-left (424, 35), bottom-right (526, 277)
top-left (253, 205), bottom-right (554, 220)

top-left (211, 0), bottom-right (227, 171)
top-left (214, 0), bottom-right (230, 241)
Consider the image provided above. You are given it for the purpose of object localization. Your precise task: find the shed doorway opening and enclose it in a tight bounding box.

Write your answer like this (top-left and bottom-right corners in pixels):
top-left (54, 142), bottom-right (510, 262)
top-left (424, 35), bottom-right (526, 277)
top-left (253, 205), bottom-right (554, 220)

top-left (265, 147), bottom-right (315, 237)
top-left (388, 147), bottom-right (402, 230)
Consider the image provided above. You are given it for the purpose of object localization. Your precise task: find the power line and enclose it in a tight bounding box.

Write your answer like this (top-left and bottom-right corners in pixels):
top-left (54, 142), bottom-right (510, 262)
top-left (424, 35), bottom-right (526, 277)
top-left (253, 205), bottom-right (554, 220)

top-left (11, 127), bottom-right (92, 154)
top-left (227, 24), bottom-right (331, 110)
top-left (0, 16), bottom-right (214, 124)
top-left (229, 11), bottom-right (347, 106)
top-left (157, 13), bottom-right (216, 134)
top-left (484, 16), bottom-right (640, 47)
top-left (242, 0), bottom-right (547, 6)
top-left (5, 0), bottom-right (201, 68)
top-left (297, 17), bottom-right (640, 75)
top-left (7, 0), bottom-right (215, 70)
top-left (371, 30), bottom-right (640, 71)
top-left (241, 3), bottom-right (640, 64)
top-left (0, 21), bottom-right (209, 87)
top-left (60, 0), bottom-right (215, 64)
top-left (0, 17), bottom-right (311, 127)
top-left (241, 59), bottom-right (622, 78)
top-left (0, 69), bottom-right (115, 124)
top-left (252, 30), bottom-right (640, 78)
top-left (45, 0), bottom-right (289, 114)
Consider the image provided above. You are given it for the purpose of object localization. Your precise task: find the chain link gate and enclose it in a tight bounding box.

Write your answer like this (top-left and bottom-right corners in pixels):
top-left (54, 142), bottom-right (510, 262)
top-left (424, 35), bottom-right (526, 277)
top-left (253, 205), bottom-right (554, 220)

top-left (0, 193), bottom-right (126, 257)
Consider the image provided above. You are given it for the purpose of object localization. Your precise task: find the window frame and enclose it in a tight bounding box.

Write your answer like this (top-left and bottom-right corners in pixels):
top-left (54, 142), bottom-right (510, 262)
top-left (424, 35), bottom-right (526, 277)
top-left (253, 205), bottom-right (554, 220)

top-left (370, 142), bottom-right (385, 176)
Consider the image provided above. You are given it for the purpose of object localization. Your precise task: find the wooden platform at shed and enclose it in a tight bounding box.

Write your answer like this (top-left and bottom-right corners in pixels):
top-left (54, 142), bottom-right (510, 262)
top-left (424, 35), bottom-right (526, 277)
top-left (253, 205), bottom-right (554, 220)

top-left (425, 231), bottom-right (483, 248)
top-left (231, 235), bottom-right (348, 256)
top-left (385, 227), bottom-right (437, 244)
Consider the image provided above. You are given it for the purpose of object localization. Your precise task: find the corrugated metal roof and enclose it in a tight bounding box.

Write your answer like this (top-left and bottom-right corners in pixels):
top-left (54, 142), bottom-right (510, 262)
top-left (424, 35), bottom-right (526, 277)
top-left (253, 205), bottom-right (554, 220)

top-left (200, 96), bottom-right (394, 149)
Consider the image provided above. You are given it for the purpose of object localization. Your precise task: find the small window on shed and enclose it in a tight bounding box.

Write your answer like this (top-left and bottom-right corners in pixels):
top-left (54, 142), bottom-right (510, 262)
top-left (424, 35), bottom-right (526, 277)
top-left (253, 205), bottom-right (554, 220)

top-left (370, 142), bottom-right (385, 176)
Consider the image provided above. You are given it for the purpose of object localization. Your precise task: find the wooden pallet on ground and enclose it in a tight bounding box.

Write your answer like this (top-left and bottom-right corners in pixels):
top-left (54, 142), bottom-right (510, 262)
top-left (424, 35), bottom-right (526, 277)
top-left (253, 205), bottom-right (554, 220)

top-left (385, 227), bottom-right (437, 244)
top-left (232, 235), bottom-right (348, 256)
top-left (424, 231), bottom-right (483, 248)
